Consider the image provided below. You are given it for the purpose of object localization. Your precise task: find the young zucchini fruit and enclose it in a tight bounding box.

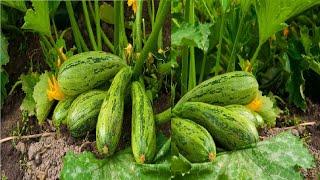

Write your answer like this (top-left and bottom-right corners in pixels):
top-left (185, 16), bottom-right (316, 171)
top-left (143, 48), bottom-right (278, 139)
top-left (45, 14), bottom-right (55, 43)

top-left (67, 90), bottom-right (107, 137)
top-left (172, 118), bottom-right (216, 163)
top-left (96, 67), bottom-right (132, 156)
top-left (58, 51), bottom-right (126, 96)
top-left (225, 105), bottom-right (264, 128)
top-left (131, 81), bottom-right (156, 164)
top-left (52, 97), bottom-right (75, 128)
top-left (176, 71), bottom-right (259, 107)
top-left (173, 102), bottom-right (259, 150)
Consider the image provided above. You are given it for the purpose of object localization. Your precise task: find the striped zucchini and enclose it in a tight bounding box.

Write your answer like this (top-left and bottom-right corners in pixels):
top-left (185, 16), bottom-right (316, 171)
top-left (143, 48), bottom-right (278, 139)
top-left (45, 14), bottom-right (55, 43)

top-left (67, 90), bottom-right (107, 137)
top-left (58, 51), bottom-right (126, 96)
top-left (172, 118), bottom-right (216, 163)
top-left (96, 67), bottom-right (132, 156)
top-left (173, 102), bottom-right (259, 150)
top-left (131, 81), bottom-right (156, 164)
top-left (225, 105), bottom-right (264, 128)
top-left (176, 71), bottom-right (259, 107)
top-left (52, 97), bottom-right (75, 128)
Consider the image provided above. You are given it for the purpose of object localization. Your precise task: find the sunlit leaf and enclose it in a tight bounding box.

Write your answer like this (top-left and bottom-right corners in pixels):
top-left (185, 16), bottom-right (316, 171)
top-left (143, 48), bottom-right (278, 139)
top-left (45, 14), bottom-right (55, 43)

top-left (0, 1), bottom-right (27, 12)
top-left (172, 23), bottom-right (212, 52)
top-left (33, 72), bottom-right (54, 124)
top-left (60, 148), bottom-right (171, 179)
top-left (20, 73), bottom-right (40, 116)
top-left (174, 131), bottom-right (314, 179)
top-left (255, 0), bottom-right (320, 45)
top-left (22, 1), bottom-right (51, 36)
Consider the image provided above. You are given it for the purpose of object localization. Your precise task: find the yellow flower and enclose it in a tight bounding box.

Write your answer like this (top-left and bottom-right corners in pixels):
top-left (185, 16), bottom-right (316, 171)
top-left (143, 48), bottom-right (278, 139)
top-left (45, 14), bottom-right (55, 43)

top-left (47, 75), bottom-right (65, 101)
top-left (283, 27), bottom-right (289, 37)
top-left (124, 43), bottom-right (133, 57)
top-left (127, 0), bottom-right (137, 14)
top-left (246, 96), bottom-right (263, 112)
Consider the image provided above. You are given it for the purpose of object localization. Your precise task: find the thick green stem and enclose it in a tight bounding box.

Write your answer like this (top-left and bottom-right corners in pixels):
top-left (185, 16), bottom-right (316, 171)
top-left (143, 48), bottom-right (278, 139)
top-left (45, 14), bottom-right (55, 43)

top-left (201, 0), bottom-right (215, 22)
top-left (198, 52), bottom-right (207, 83)
top-left (66, 1), bottom-right (89, 52)
top-left (155, 108), bottom-right (172, 125)
top-left (227, 14), bottom-right (245, 72)
top-left (52, 18), bottom-right (58, 39)
top-left (101, 29), bottom-right (114, 52)
top-left (133, 0), bottom-right (170, 78)
top-left (135, 0), bottom-right (143, 51)
top-left (94, 0), bottom-right (102, 51)
top-left (214, 13), bottom-right (225, 75)
top-left (251, 43), bottom-right (262, 66)
top-left (181, 48), bottom-right (189, 96)
top-left (82, 0), bottom-right (98, 50)
top-left (49, 35), bottom-right (66, 62)
top-left (114, 1), bottom-right (121, 55)
top-left (188, 0), bottom-right (196, 90)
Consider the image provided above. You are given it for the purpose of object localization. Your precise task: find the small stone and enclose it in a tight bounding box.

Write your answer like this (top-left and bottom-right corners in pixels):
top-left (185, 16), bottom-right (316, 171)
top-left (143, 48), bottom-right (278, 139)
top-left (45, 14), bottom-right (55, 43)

top-left (16, 142), bottom-right (26, 154)
top-left (291, 129), bottom-right (299, 136)
top-left (28, 145), bottom-right (38, 160)
top-left (34, 153), bottom-right (42, 166)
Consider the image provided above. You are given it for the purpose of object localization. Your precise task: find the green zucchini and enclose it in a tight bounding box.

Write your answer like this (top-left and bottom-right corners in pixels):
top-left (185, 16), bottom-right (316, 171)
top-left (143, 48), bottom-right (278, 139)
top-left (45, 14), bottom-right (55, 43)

top-left (52, 97), bottom-right (75, 128)
top-left (173, 102), bottom-right (259, 150)
top-left (176, 71), bottom-right (259, 107)
top-left (67, 90), bottom-right (107, 137)
top-left (58, 51), bottom-right (126, 96)
top-left (172, 118), bottom-right (216, 163)
top-left (96, 67), bottom-right (132, 156)
top-left (225, 105), bottom-right (264, 128)
top-left (131, 81), bottom-right (156, 163)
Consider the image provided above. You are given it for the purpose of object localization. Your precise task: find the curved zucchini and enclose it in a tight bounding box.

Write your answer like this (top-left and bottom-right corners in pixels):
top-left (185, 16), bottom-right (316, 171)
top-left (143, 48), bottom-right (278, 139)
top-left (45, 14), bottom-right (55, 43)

top-left (172, 118), bottom-right (216, 163)
top-left (96, 67), bottom-right (132, 156)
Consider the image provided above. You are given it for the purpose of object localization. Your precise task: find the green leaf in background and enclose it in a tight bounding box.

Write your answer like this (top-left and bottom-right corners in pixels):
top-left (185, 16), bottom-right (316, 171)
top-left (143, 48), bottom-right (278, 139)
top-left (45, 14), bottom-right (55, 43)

top-left (20, 73), bottom-right (40, 116)
top-left (172, 23), bottom-right (212, 52)
top-left (0, 0), bottom-right (27, 12)
top-left (174, 131), bottom-right (314, 179)
top-left (48, 1), bottom-right (61, 17)
top-left (1, 33), bottom-right (9, 108)
top-left (60, 148), bottom-right (171, 180)
top-left (33, 72), bottom-right (54, 124)
top-left (286, 41), bottom-right (308, 110)
top-left (220, 0), bottom-right (230, 13)
top-left (0, 68), bottom-right (9, 108)
top-left (22, 1), bottom-right (51, 36)
top-left (255, 0), bottom-right (320, 45)
top-left (99, 3), bottom-right (115, 25)
top-left (0, 33), bottom-right (9, 66)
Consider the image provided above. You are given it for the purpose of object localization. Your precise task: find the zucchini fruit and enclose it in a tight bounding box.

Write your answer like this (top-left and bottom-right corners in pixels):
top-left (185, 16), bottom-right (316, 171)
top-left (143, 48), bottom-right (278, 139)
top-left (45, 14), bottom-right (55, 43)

top-left (225, 105), bottom-right (264, 128)
top-left (52, 97), bottom-right (75, 128)
top-left (131, 81), bottom-right (156, 164)
top-left (67, 90), bottom-right (106, 137)
top-left (96, 67), bottom-right (132, 156)
top-left (58, 51), bottom-right (126, 96)
top-left (176, 71), bottom-right (259, 107)
top-left (173, 102), bottom-right (259, 150)
top-left (172, 118), bottom-right (216, 163)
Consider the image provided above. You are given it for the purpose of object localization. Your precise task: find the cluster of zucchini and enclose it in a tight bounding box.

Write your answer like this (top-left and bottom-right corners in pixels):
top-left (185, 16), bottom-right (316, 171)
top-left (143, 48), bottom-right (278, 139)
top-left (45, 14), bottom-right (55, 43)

top-left (52, 51), bottom-right (161, 163)
top-left (51, 51), bottom-right (277, 164)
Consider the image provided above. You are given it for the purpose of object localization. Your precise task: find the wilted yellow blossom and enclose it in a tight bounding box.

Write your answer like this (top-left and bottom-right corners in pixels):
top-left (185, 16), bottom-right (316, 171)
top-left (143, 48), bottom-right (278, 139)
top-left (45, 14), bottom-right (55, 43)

top-left (127, 0), bottom-right (137, 14)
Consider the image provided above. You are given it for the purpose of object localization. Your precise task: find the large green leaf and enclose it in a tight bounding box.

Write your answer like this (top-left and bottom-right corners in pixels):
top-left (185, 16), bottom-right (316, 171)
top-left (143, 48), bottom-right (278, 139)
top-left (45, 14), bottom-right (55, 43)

top-left (255, 0), bottom-right (320, 45)
top-left (20, 73), bottom-right (40, 116)
top-left (33, 72), bottom-right (54, 124)
top-left (0, 33), bottom-right (9, 66)
top-left (60, 149), bottom-right (171, 180)
top-left (171, 23), bottom-right (212, 52)
top-left (0, 1), bottom-right (27, 12)
top-left (174, 131), bottom-right (314, 179)
top-left (22, 1), bottom-right (51, 36)
top-left (0, 68), bottom-right (9, 108)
